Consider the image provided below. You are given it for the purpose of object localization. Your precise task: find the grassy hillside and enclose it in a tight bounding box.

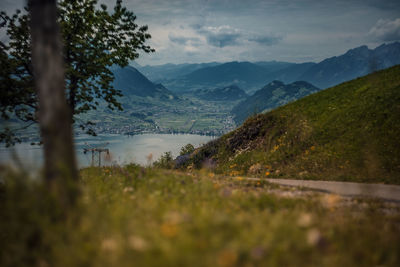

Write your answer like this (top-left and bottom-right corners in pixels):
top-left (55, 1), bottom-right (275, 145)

top-left (1, 166), bottom-right (399, 267)
top-left (191, 65), bottom-right (400, 184)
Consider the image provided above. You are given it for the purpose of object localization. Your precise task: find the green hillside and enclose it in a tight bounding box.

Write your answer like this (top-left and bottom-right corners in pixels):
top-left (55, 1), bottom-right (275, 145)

top-left (190, 65), bottom-right (400, 184)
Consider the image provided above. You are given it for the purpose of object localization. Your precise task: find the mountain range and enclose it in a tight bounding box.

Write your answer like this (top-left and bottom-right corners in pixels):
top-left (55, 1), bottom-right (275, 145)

top-left (103, 42), bottom-right (400, 135)
top-left (136, 42), bottom-right (400, 92)
top-left (111, 66), bottom-right (176, 100)
top-left (136, 62), bottom-right (220, 82)
top-left (298, 42), bottom-right (400, 88)
top-left (231, 80), bottom-right (319, 124)
top-left (193, 85), bottom-right (248, 101)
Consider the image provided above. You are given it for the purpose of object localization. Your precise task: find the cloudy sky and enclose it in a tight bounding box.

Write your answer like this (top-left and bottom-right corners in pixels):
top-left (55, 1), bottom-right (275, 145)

top-left (1, 0), bottom-right (400, 65)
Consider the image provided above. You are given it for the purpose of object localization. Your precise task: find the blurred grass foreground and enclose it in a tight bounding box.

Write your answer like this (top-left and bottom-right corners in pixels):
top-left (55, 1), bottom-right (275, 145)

top-left (1, 165), bottom-right (399, 267)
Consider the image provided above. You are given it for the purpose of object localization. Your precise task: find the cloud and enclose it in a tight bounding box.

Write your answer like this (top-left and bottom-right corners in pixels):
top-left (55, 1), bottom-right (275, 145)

top-left (248, 35), bottom-right (283, 46)
top-left (168, 34), bottom-right (201, 46)
top-left (192, 24), bottom-right (283, 48)
top-left (369, 18), bottom-right (400, 41)
top-left (196, 25), bottom-right (242, 48)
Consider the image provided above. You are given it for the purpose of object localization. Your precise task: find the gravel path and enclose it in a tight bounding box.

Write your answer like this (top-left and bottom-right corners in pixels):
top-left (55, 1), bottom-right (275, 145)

top-left (240, 177), bottom-right (400, 202)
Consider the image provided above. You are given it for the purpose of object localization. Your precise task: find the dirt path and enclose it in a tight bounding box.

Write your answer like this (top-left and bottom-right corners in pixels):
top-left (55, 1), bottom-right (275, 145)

top-left (239, 177), bottom-right (400, 202)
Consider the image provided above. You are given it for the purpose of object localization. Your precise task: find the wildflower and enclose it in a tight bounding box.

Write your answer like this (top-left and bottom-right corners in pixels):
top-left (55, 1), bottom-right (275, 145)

top-left (297, 213), bottom-right (312, 227)
top-left (322, 194), bottom-right (341, 210)
top-left (101, 238), bottom-right (118, 252)
top-left (249, 163), bottom-right (262, 174)
top-left (123, 187), bottom-right (134, 193)
top-left (310, 145), bottom-right (316, 151)
top-left (265, 171), bottom-right (270, 176)
top-left (307, 228), bottom-right (322, 246)
top-left (128, 236), bottom-right (149, 252)
top-left (160, 223), bottom-right (178, 238)
top-left (271, 145), bottom-right (279, 152)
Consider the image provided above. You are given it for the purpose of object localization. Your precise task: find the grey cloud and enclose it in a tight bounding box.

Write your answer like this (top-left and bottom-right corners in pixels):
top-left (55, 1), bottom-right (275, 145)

top-left (195, 24), bottom-right (282, 48)
top-left (2, 0), bottom-right (399, 65)
top-left (168, 34), bottom-right (201, 45)
top-left (196, 26), bottom-right (242, 48)
top-left (369, 18), bottom-right (400, 41)
top-left (206, 32), bottom-right (241, 47)
top-left (190, 24), bottom-right (203, 30)
top-left (248, 35), bottom-right (283, 46)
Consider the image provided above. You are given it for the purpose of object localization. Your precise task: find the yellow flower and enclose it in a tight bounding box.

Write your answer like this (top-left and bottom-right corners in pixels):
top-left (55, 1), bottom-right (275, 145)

top-left (271, 145), bottom-right (279, 152)
top-left (322, 194), bottom-right (341, 210)
top-left (310, 145), bottom-right (316, 151)
top-left (160, 223), bottom-right (178, 238)
top-left (265, 171), bottom-right (270, 176)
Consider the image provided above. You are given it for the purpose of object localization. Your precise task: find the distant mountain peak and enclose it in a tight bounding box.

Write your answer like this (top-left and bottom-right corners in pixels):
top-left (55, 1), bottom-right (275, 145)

top-left (269, 80), bottom-right (285, 86)
top-left (344, 45), bottom-right (370, 56)
top-left (232, 80), bottom-right (319, 124)
top-left (299, 42), bottom-right (400, 88)
top-left (112, 66), bottom-right (176, 99)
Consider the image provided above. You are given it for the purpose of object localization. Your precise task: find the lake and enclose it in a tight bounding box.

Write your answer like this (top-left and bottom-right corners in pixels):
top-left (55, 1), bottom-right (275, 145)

top-left (0, 134), bottom-right (215, 170)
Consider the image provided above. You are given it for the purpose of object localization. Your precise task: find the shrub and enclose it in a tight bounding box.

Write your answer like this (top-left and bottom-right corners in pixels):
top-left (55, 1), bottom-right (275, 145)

top-left (153, 151), bottom-right (174, 169)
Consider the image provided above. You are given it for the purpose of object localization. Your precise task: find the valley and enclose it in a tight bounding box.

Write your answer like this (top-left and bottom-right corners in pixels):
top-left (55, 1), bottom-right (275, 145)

top-left (79, 42), bottom-right (400, 138)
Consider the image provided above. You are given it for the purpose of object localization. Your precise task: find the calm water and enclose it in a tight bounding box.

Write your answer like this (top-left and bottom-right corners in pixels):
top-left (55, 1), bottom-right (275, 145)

top-left (0, 134), bottom-right (215, 170)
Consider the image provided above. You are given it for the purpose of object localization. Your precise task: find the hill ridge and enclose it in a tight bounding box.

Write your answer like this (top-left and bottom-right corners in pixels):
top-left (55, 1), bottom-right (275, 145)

top-left (231, 80), bottom-right (319, 124)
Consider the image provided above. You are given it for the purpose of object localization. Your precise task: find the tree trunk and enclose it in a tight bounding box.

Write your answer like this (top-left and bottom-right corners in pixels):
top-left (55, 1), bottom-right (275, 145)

top-left (29, 0), bottom-right (78, 207)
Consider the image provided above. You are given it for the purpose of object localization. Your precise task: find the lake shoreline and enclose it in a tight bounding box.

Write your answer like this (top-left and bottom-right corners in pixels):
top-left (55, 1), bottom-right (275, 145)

top-left (1, 133), bottom-right (215, 169)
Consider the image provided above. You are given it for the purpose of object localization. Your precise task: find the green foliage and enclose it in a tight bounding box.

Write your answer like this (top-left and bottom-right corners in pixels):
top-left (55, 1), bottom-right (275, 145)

top-left (1, 166), bottom-right (399, 266)
top-left (153, 151), bottom-right (174, 169)
top-left (0, 0), bottom-right (154, 144)
top-left (194, 66), bottom-right (400, 184)
top-left (180, 143), bottom-right (195, 156)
